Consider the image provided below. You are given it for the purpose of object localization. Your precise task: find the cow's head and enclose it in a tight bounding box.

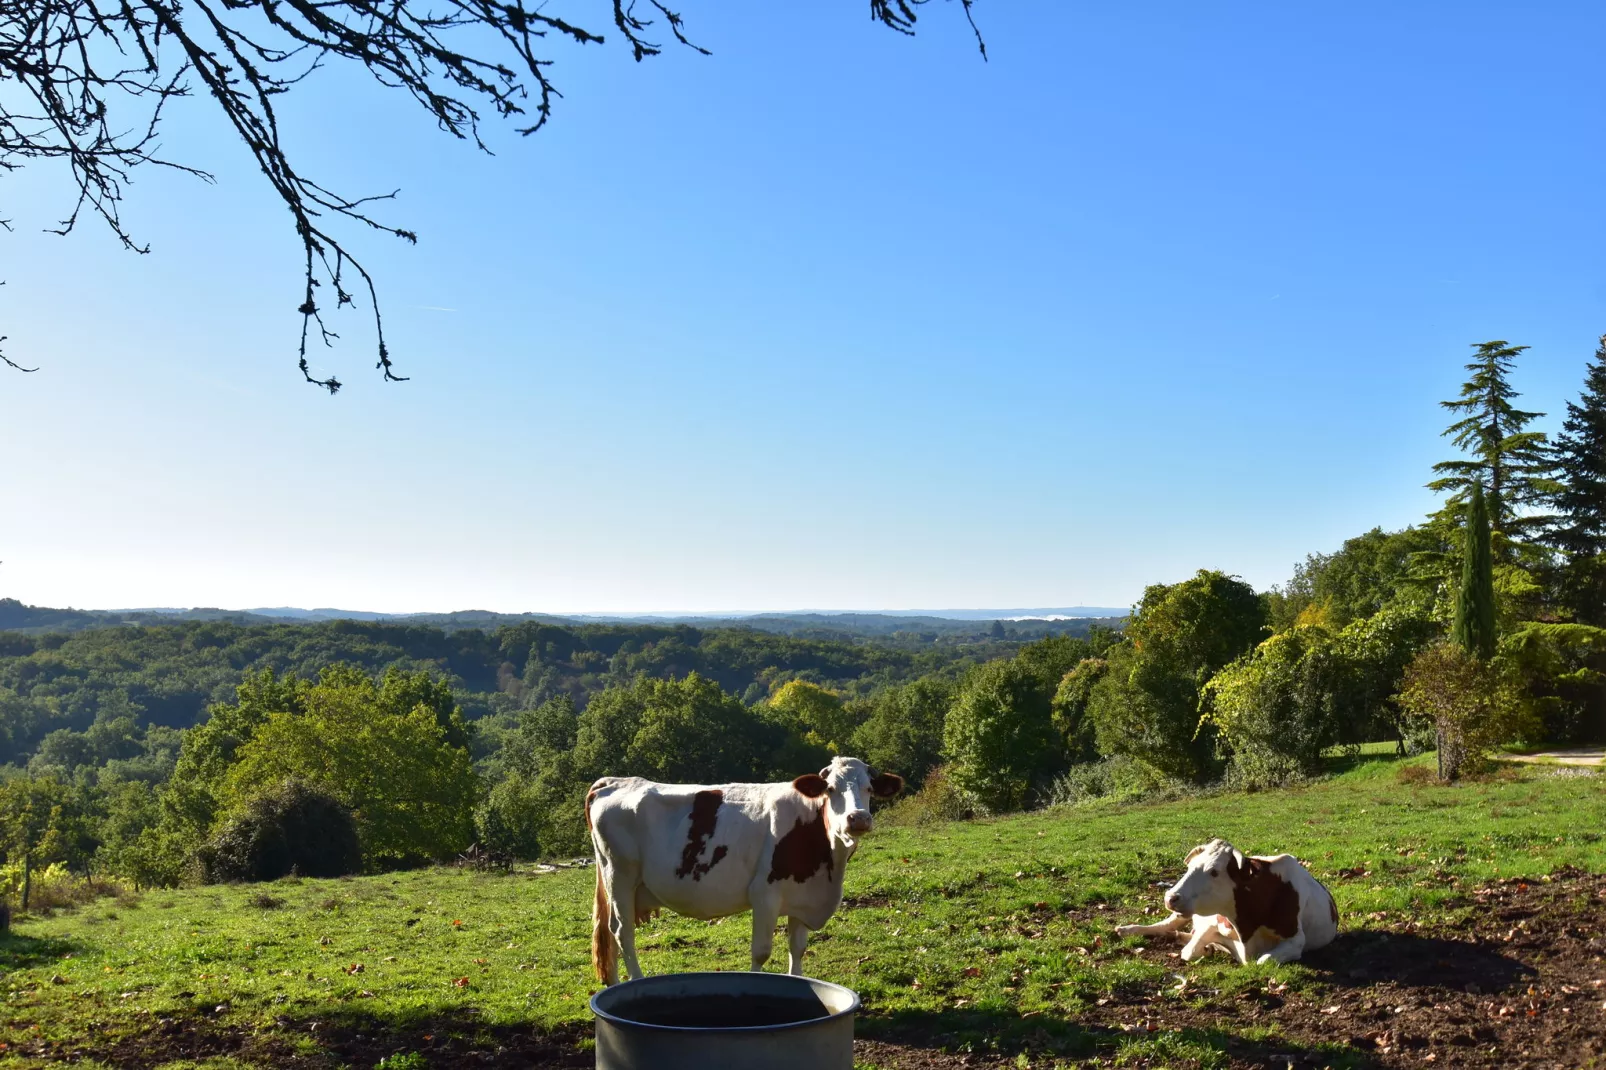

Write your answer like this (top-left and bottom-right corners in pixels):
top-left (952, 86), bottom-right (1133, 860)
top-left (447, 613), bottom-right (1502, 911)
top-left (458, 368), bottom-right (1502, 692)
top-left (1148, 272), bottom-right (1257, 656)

top-left (1161, 839), bottom-right (1245, 916)
top-left (792, 756), bottom-right (903, 850)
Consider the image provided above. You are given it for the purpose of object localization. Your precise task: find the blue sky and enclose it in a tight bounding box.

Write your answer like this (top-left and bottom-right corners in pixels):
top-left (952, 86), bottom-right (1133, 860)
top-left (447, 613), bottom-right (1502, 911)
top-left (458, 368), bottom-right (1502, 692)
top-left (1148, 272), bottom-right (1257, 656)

top-left (4, 2), bottom-right (1604, 614)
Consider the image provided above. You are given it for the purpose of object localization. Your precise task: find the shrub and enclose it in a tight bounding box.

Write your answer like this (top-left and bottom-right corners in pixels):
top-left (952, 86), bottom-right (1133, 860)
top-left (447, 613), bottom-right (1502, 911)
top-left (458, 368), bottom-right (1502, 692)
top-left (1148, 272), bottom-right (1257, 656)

top-left (0, 861), bottom-right (111, 914)
top-left (474, 774), bottom-right (544, 861)
top-left (877, 766), bottom-right (974, 827)
top-left (1045, 755), bottom-right (1178, 808)
top-left (1395, 642), bottom-right (1535, 781)
top-left (200, 780), bottom-right (362, 883)
top-left (1205, 627), bottom-right (1351, 787)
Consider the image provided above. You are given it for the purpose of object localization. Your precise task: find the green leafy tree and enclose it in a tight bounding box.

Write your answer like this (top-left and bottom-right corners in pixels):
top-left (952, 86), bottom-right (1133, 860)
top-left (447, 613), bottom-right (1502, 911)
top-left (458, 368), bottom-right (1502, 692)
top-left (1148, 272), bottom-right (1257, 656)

top-left (1330, 602), bottom-right (1439, 750)
top-left (1087, 570), bottom-right (1265, 783)
top-left (942, 658), bottom-right (1061, 813)
top-left (850, 677), bottom-right (954, 788)
top-left (1497, 622), bottom-right (1606, 743)
top-left (220, 667), bottom-right (477, 866)
top-left (1453, 482), bottom-right (1498, 661)
top-left (1544, 336), bottom-right (1606, 626)
top-left (1427, 340), bottom-right (1558, 548)
top-left (1204, 627), bottom-right (1351, 786)
top-left (623, 674), bottom-right (789, 784)
top-left (1396, 641), bottom-right (1533, 781)
top-left (160, 669), bottom-right (305, 845)
top-left (475, 775), bottom-right (546, 862)
top-left (765, 680), bottom-right (856, 754)
top-left (1051, 658), bottom-right (1108, 765)
top-left (0, 776), bottom-right (97, 903)
top-left (1267, 527), bottom-right (1444, 632)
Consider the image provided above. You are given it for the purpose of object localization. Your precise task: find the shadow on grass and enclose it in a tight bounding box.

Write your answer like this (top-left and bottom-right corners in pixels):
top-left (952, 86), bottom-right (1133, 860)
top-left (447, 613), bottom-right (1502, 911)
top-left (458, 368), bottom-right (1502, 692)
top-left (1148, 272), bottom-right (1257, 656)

top-left (1321, 747), bottom-right (1410, 776)
top-left (1302, 930), bottom-right (1535, 992)
top-left (862, 1006), bottom-right (1375, 1069)
top-left (35, 1007), bottom-right (594, 1070)
top-left (0, 931), bottom-right (84, 970)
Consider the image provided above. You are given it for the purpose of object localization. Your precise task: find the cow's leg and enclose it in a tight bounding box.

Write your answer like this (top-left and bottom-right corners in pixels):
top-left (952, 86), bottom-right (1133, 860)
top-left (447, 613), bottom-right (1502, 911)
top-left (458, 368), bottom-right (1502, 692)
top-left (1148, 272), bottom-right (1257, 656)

top-left (749, 888), bottom-right (782, 972)
top-left (602, 866), bottom-right (645, 981)
top-left (1179, 922), bottom-right (1216, 963)
top-left (1182, 916), bottom-right (1246, 964)
top-left (785, 918), bottom-right (811, 976)
top-left (1116, 912), bottom-right (1188, 939)
top-left (1255, 928), bottom-right (1307, 965)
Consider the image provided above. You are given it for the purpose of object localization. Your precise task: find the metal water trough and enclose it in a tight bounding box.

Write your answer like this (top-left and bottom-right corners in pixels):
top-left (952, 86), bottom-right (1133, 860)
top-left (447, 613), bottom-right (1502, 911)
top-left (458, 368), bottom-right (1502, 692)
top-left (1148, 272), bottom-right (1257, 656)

top-left (590, 971), bottom-right (859, 1070)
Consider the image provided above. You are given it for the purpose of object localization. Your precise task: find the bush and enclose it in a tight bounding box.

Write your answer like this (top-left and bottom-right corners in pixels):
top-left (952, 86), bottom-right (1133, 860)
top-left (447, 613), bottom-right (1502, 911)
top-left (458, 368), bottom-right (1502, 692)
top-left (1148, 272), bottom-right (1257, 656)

top-left (474, 774), bottom-right (544, 861)
top-left (877, 766), bottom-right (974, 827)
top-left (1395, 642), bottom-right (1535, 781)
top-left (200, 780), bottom-right (362, 883)
top-left (1205, 627), bottom-right (1351, 787)
top-left (1045, 755), bottom-right (1179, 808)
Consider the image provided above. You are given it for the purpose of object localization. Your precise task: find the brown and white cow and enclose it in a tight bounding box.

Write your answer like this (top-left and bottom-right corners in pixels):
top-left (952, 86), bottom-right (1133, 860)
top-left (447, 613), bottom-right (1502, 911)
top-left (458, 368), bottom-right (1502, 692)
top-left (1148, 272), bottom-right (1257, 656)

top-left (586, 756), bottom-right (903, 984)
top-left (1115, 839), bottom-right (1339, 965)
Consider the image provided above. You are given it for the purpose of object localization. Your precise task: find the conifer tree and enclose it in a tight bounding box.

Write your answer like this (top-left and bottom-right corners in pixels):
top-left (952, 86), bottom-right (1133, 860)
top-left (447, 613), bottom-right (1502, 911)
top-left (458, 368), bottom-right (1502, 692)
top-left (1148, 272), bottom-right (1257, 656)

top-left (1452, 483), bottom-right (1497, 660)
top-left (1428, 341), bottom-right (1558, 549)
top-left (1545, 335), bottom-right (1606, 626)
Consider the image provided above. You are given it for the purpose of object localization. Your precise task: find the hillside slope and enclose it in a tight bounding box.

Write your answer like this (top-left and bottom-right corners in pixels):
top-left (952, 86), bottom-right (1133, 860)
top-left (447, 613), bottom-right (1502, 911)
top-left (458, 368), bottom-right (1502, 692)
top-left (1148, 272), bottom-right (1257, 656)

top-left (2, 754), bottom-right (1602, 1068)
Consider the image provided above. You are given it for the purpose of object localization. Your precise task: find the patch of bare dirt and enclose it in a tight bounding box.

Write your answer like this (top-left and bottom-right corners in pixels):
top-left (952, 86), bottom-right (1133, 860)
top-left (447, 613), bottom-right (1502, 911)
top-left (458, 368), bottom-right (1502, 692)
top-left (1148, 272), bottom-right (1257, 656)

top-left (859, 866), bottom-right (1606, 1069)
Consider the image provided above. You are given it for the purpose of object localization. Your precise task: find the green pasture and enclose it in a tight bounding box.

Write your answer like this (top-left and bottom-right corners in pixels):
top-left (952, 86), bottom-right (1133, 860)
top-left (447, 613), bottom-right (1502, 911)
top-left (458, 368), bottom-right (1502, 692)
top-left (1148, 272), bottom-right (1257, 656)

top-left (3, 753), bottom-right (1602, 1068)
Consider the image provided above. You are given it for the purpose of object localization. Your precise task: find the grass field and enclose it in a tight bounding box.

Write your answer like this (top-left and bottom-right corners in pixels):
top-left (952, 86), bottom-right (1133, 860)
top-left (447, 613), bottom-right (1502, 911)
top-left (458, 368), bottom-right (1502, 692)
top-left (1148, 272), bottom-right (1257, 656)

top-left (3, 752), bottom-right (1603, 1068)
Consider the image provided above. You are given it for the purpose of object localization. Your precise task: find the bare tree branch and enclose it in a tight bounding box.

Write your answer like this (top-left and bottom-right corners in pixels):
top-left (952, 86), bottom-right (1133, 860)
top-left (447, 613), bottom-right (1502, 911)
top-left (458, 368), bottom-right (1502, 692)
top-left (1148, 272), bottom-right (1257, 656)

top-left (2, 0), bottom-right (982, 388)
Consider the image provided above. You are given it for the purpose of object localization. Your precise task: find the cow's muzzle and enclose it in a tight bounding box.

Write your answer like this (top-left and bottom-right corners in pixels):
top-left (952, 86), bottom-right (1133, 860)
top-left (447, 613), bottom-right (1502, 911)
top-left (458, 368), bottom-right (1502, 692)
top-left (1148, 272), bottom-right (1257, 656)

top-left (846, 812), bottom-right (873, 834)
top-left (1164, 892), bottom-right (1185, 913)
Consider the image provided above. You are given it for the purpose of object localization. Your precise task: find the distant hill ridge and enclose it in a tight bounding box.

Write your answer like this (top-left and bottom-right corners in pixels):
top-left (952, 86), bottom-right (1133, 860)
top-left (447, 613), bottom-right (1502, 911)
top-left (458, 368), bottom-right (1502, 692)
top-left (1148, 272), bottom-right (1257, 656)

top-left (0, 598), bottom-right (1127, 637)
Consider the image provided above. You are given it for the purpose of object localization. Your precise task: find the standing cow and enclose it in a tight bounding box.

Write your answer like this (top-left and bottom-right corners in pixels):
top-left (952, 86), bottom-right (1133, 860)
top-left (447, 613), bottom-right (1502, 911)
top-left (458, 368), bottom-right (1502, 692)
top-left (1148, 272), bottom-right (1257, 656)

top-left (587, 756), bottom-right (903, 984)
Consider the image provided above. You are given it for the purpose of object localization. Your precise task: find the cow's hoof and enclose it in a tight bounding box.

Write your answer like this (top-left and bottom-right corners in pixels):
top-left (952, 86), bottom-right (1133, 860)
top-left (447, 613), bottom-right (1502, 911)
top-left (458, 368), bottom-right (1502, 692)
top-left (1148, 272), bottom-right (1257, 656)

top-left (1255, 953), bottom-right (1278, 965)
top-left (1114, 926), bottom-right (1140, 937)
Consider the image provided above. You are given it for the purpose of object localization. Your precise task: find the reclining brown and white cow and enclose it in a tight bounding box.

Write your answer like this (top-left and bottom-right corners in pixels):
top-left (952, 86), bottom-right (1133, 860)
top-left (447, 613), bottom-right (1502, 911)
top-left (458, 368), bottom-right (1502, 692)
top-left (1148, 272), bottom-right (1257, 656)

top-left (1115, 839), bottom-right (1338, 965)
top-left (587, 756), bottom-right (903, 984)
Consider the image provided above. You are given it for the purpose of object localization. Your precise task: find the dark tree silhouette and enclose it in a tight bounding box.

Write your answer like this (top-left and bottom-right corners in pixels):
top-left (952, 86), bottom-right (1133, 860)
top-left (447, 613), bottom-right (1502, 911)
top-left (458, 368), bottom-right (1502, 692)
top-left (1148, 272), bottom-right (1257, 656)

top-left (1, 0), bottom-right (982, 389)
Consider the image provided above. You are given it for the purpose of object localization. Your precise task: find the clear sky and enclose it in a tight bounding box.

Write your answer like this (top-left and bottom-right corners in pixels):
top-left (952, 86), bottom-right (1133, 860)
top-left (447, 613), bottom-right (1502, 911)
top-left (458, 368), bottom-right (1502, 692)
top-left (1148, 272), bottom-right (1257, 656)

top-left (4, 2), bottom-right (1604, 614)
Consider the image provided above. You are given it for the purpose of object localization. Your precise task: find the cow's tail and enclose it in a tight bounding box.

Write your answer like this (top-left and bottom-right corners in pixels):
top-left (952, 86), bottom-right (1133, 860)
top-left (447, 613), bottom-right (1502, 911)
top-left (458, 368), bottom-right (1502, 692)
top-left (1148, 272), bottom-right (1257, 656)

top-left (592, 863), bottom-right (616, 984)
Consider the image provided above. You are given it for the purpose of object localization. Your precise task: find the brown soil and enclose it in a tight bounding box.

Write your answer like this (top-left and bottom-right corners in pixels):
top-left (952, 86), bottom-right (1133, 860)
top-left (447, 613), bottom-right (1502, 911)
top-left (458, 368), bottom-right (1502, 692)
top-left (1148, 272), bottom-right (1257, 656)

top-left (15, 869), bottom-right (1605, 1069)
top-left (862, 866), bottom-right (1606, 1069)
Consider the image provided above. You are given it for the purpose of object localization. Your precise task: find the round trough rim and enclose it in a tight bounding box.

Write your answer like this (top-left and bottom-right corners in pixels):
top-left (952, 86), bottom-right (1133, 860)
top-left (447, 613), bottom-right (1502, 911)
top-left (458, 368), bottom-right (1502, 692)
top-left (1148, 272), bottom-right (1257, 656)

top-left (589, 971), bottom-right (861, 1034)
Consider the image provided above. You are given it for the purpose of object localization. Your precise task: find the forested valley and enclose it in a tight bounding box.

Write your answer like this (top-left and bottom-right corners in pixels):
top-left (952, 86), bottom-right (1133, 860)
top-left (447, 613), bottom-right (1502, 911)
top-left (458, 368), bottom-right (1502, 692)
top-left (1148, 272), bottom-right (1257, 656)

top-left (2, 338), bottom-right (1604, 904)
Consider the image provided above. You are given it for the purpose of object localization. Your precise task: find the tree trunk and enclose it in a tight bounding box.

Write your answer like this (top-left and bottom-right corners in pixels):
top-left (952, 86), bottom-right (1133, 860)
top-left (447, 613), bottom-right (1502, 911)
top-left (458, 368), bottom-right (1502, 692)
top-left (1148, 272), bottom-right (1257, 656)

top-left (21, 855), bottom-right (31, 912)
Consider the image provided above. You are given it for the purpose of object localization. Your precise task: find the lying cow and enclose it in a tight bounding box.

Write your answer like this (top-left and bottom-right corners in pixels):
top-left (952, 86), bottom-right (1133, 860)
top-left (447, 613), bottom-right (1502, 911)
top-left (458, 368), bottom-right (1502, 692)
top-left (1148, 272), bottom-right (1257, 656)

top-left (587, 756), bottom-right (904, 984)
top-left (1115, 838), bottom-right (1338, 964)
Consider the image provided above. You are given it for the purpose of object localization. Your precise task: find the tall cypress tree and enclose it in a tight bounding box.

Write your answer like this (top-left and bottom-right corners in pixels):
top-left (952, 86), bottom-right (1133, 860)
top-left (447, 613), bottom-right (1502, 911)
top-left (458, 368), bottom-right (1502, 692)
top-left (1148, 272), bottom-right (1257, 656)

top-left (1428, 341), bottom-right (1558, 549)
top-left (1545, 335), bottom-right (1606, 626)
top-left (1452, 482), bottom-right (1497, 660)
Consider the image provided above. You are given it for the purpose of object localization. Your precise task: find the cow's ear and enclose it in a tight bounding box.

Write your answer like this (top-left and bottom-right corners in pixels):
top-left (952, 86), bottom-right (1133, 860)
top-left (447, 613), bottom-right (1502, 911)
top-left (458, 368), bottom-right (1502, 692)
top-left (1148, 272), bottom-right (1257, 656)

top-left (1184, 844), bottom-right (1208, 865)
top-left (869, 772), bottom-right (904, 798)
top-left (792, 774), bottom-right (829, 799)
